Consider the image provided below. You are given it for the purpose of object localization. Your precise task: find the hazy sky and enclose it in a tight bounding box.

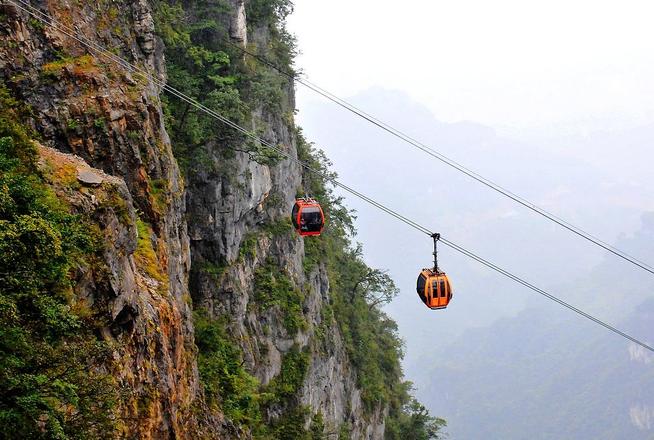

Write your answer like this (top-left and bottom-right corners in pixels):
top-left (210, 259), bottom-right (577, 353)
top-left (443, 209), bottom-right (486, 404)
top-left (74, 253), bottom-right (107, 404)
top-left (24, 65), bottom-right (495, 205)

top-left (288, 0), bottom-right (654, 132)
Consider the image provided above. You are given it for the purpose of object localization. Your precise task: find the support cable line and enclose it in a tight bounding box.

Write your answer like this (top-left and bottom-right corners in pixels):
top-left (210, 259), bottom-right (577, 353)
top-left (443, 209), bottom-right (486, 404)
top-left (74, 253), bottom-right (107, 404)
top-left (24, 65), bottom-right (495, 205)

top-left (220, 39), bottom-right (654, 278)
top-left (10, 0), bottom-right (654, 354)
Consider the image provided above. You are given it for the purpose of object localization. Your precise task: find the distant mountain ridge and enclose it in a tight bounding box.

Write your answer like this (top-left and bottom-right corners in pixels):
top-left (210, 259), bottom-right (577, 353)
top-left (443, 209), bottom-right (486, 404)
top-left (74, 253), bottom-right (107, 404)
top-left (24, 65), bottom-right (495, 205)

top-left (298, 86), bottom-right (654, 437)
top-left (411, 217), bottom-right (654, 439)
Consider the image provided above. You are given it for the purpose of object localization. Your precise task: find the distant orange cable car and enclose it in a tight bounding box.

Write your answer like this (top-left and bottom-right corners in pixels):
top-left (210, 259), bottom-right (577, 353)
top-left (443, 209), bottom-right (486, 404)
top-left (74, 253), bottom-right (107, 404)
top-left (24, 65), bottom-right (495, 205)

top-left (416, 233), bottom-right (453, 310)
top-left (291, 197), bottom-right (325, 237)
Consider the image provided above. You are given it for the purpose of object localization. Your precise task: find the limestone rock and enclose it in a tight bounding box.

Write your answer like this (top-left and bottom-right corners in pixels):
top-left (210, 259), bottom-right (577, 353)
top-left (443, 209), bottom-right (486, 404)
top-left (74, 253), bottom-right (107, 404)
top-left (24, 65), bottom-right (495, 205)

top-left (1, 3), bottom-right (198, 438)
top-left (229, 0), bottom-right (248, 46)
top-left (1, 0), bottom-right (389, 437)
top-left (77, 169), bottom-right (104, 186)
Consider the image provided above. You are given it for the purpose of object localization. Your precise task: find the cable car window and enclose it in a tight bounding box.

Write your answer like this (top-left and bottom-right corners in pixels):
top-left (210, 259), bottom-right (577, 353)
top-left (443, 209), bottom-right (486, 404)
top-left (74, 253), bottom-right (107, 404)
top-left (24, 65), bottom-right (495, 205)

top-left (416, 274), bottom-right (427, 304)
top-left (301, 207), bottom-right (324, 232)
top-left (417, 274), bottom-right (426, 294)
top-left (431, 279), bottom-right (439, 297)
top-left (439, 279), bottom-right (446, 297)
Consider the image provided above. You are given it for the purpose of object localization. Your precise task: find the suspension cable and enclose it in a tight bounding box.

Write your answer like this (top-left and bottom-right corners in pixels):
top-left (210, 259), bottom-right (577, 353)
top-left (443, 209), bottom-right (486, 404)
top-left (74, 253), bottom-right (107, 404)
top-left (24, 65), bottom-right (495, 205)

top-left (220, 38), bottom-right (654, 277)
top-left (8, 0), bottom-right (654, 353)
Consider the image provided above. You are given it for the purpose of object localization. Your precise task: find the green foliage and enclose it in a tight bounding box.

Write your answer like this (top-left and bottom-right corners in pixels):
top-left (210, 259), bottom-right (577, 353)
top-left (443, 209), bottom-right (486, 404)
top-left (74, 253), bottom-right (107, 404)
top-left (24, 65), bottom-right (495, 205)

top-left (239, 232), bottom-right (258, 262)
top-left (93, 117), bottom-right (106, 131)
top-left (28, 17), bottom-right (46, 31)
top-left (245, 138), bottom-right (286, 166)
top-left (338, 423), bottom-right (351, 440)
top-left (335, 296), bottom-right (404, 410)
top-left (199, 260), bottom-right (228, 282)
top-left (195, 310), bottom-right (316, 438)
top-left (154, 0), bottom-right (298, 174)
top-left (194, 309), bottom-right (263, 427)
top-left (269, 405), bottom-right (312, 440)
top-left (254, 259), bottom-right (307, 336)
top-left (265, 345), bottom-right (309, 403)
top-left (67, 118), bottom-right (80, 131)
top-left (263, 217), bottom-right (293, 237)
top-left (154, 0), bottom-right (246, 172)
top-left (0, 86), bottom-right (118, 438)
top-left (248, 68), bottom-right (286, 111)
top-left (385, 397), bottom-right (447, 440)
top-left (98, 190), bottom-right (130, 226)
top-left (151, 2), bottom-right (191, 49)
top-left (302, 234), bottom-right (323, 274)
top-left (246, 0), bottom-right (294, 24)
top-left (246, 0), bottom-right (297, 71)
top-left (149, 178), bottom-right (169, 214)
top-left (339, 244), bottom-right (399, 307)
top-left (40, 55), bottom-right (99, 82)
top-left (309, 412), bottom-right (325, 440)
top-left (151, 2), bottom-right (442, 437)
top-left (135, 218), bottom-right (167, 284)
top-left (295, 123), bottom-right (446, 440)
top-left (296, 130), bottom-right (405, 409)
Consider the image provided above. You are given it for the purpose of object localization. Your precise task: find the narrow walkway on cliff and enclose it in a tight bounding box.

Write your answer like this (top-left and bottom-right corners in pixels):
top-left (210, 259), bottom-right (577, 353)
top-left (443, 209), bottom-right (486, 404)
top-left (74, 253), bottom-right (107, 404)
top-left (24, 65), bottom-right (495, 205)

top-left (12, 0), bottom-right (654, 355)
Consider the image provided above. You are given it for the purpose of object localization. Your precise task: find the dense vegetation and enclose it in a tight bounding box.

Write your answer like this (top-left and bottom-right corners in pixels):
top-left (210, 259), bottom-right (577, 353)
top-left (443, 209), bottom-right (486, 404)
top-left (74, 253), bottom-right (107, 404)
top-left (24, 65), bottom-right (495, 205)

top-left (194, 310), bottom-right (263, 428)
top-left (154, 0), bottom-right (295, 173)
top-left (189, 130), bottom-right (447, 438)
top-left (297, 133), bottom-right (446, 439)
top-left (0, 0), bottom-right (447, 437)
top-left (154, 0), bottom-right (446, 438)
top-left (195, 308), bottom-right (317, 438)
top-left (0, 87), bottom-right (118, 438)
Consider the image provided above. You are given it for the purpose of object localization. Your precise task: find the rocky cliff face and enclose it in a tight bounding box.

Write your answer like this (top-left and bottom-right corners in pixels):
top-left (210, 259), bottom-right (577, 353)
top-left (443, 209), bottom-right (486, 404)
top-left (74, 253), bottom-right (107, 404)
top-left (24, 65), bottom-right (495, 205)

top-left (1, 0), bottom-right (386, 438)
top-left (1, 0), bottom-right (198, 437)
top-left (180, 0), bottom-right (386, 436)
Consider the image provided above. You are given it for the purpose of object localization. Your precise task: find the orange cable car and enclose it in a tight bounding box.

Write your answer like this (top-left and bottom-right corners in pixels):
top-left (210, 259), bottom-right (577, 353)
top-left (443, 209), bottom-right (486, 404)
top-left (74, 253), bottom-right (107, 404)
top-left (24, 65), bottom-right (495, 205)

top-left (416, 233), bottom-right (453, 310)
top-left (291, 197), bottom-right (325, 237)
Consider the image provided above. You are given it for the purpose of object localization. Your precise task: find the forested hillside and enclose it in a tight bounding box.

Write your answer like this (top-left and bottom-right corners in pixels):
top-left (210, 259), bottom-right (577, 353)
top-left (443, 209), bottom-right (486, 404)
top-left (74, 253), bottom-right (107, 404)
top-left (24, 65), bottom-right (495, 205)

top-left (0, 0), bottom-right (444, 438)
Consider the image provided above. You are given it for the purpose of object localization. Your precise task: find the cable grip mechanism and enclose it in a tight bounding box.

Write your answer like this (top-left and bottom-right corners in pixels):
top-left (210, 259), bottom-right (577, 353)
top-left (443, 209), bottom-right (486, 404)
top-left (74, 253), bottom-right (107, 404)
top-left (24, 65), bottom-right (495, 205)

top-left (431, 233), bottom-right (441, 272)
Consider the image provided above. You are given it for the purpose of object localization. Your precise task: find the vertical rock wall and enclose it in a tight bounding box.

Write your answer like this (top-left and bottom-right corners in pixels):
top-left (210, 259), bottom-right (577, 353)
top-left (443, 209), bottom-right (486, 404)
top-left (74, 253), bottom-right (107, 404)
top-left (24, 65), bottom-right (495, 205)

top-left (1, 1), bottom-right (200, 438)
top-left (184, 2), bottom-right (386, 437)
top-left (0, 0), bottom-right (387, 437)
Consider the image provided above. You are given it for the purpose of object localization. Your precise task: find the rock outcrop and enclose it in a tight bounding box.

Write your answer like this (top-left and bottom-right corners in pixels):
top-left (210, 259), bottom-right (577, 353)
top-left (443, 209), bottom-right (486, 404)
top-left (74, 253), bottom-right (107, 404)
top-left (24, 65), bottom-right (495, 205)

top-left (1, 1), bottom-right (198, 437)
top-left (0, 0), bottom-right (387, 437)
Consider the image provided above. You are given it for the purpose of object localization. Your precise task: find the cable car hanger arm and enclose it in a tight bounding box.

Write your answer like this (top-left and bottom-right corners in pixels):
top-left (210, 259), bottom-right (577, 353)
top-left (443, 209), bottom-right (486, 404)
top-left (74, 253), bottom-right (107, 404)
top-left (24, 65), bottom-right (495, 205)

top-left (432, 232), bottom-right (441, 273)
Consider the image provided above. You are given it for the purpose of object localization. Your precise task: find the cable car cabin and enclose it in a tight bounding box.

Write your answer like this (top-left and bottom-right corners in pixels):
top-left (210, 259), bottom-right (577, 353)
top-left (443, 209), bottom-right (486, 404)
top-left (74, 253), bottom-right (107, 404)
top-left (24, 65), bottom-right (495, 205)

top-left (291, 198), bottom-right (325, 237)
top-left (416, 233), bottom-right (452, 310)
top-left (416, 269), bottom-right (453, 310)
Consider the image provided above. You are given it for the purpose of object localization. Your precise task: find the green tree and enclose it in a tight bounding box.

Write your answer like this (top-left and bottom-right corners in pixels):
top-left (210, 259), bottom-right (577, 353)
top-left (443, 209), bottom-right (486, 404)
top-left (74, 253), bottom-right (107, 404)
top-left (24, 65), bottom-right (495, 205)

top-left (386, 396), bottom-right (447, 440)
top-left (343, 244), bottom-right (399, 308)
top-left (0, 87), bottom-right (118, 439)
top-left (194, 310), bottom-right (263, 427)
top-left (152, 2), bottom-right (445, 437)
top-left (154, 0), bottom-right (245, 171)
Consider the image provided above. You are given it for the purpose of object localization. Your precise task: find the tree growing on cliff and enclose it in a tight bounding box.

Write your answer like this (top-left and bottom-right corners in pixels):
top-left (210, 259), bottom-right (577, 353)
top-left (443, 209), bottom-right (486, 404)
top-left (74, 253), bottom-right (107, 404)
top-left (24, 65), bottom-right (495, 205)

top-left (344, 244), bottom-right (399, 308)
top-left (0, 87), bottom-right (118, 439)
top-left (386, 397), bottom-right (447, 440)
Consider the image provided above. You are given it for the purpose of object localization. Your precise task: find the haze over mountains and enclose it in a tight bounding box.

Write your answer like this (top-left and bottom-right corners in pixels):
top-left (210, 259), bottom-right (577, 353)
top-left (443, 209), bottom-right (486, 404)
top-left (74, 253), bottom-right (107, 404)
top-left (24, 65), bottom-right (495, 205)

top-left (412, 219), bottom-right (654, 439)
top-left (296, 88), bottom-right (654, 438)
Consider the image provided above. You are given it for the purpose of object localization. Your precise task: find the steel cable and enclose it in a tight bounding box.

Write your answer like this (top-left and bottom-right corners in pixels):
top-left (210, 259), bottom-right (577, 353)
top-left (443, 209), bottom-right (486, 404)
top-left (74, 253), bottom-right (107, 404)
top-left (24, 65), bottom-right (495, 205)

top-left (8, 0), bottom-right (653, 353)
